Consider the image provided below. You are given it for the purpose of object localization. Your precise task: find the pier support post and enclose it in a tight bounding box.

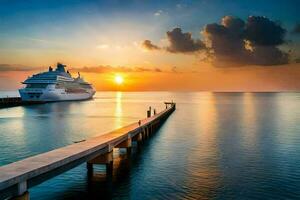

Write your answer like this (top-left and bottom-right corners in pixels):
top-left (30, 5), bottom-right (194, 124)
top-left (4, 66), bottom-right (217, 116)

top-left (106, 161), bottom-right (113, 175)
top-left (126, 147), bottom-right (132, 155)
top-left (143, 128), bottom-right (148, 140)
top-left (87, 150), bottom-right (114, 176)
top-left (86, 163), bottom-right (93, 178)
top-left (132, 132), bottom-right (142, 142)
top-left (88, 151), bottom-right (113, 165)
top-left (141, 129), bottom-right (144, 140)
top-left (11, 192), bottom-right (29, 200)
top-left (11, 181), bottom-right (29, 200)
top-left (115, 138), bottom-right (132, 155)
top-left (147, 127), bottom-right (150, 137)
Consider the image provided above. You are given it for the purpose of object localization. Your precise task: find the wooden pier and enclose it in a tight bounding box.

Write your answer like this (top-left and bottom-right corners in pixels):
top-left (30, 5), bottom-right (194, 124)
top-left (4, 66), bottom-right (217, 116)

top-left (0, 97), bottom-right (22, 108)
top-left (0, 97), bottom-right (42, 108)
top-left (0, 102), bottom-right (176, 200)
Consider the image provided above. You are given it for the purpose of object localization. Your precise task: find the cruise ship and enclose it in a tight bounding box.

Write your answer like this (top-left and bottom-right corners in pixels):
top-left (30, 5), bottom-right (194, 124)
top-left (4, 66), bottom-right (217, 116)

top-left (19, 63), bottom-right (96, 102)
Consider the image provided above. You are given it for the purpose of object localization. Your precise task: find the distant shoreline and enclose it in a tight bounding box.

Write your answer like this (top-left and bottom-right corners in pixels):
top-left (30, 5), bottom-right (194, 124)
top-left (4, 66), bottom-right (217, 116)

top-left (0, 90), bottom-right (299, 99)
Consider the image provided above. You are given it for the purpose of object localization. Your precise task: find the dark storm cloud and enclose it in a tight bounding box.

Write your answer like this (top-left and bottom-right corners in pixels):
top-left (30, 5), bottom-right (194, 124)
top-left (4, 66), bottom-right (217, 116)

top-left (251, 46), bottom-right (289, 65)
top-left (221, 15), bottom-right (245, 33)
top-left (244, 16), bottom-right (286, 46)
top-left (203, 16), bottom-right (250, 66)
top-left (204, 16), bottom-right (289, 66)
top-left (142, 40), bottom-right (160, 50)
top-left (143, 28), bottom-right (205, 53)
top-left (166, 28), bottom-right (205, 53)
top-left (292, 23), bottom-right (300, 34)
top-left (144, 15), bottom-right (290, 66)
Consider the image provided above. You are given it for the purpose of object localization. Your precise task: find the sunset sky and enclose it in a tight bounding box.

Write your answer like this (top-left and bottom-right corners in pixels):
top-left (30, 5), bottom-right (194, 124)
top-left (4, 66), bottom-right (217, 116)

top-left (0, 0), bottom-right (300, 91)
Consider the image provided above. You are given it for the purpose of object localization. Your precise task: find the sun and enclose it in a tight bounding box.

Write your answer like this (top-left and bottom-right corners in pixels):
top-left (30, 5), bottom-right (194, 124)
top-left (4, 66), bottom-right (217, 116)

top-left (114, 74), bottom-right (124, 85)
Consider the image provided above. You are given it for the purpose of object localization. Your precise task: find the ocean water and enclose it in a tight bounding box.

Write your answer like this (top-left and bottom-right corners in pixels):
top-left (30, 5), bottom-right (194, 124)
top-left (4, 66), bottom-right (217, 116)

top-left (0, 92), bottom-right (300, 200)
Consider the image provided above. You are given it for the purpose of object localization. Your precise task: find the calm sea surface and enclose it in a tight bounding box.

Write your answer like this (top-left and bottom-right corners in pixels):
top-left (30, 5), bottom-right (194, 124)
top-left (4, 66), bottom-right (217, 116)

top-left (0, 92), bottom-right (300, 200)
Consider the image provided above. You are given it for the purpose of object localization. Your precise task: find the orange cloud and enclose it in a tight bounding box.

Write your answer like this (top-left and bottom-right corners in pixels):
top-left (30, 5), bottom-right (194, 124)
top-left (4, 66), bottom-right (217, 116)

top-left (1, 63), bottom-right (299, 92)
top-left (82, 63), bottom-right (300, 91)
top-left (70, 65), bottom-right (165, 74)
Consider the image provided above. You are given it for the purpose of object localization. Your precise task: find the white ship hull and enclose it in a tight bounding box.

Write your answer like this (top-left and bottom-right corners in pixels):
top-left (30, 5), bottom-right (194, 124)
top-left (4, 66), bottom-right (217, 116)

top-left (19, 88), bottom-right (95, 102)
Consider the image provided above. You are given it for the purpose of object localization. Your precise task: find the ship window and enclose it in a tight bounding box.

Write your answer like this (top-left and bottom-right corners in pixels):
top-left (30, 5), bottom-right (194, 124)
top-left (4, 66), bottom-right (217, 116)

top-left (26, 84), bottom-right (48, 88)
top-left (55, 84), bottom-right (64, 89)
top-left (81, 84), bottom-right (92, 89)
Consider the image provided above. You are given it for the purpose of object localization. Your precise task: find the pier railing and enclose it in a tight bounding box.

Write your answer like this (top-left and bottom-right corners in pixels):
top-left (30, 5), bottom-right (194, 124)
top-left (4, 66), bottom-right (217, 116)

top-left (0, 102), bottom-right (176, 200)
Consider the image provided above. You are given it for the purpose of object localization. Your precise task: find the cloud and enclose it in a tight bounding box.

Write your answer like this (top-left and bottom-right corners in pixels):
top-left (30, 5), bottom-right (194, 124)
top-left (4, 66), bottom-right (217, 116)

top-left (171, 66), bottom-right (178, 73)
top-left (0, 64), bottom-right (42, 72)
top-left (154, 10), bottom-right (163, 16)
top-left (96, 44), bottom-right (109, 49)
top-left (142, 40), bottom-right (160, 50)
top-left (143, 28), bottom-right (206, 53)
top-left (0, 64), bottom-right (168, 74)
top-left (166, 28), bottom-right (205, 53)
top-left (176, 4), bottom-right (183, 9)
top-left (70, 65), bottom-right (165, 74)
top-left (244, 16), bottom-right (286, 46)
top-left (251, 46), bottom-right (289, 65)
top-left (295, 58), bottom-right (300, 63)
top-left (203, 16), bottom-right (249, 66)
top-left (292, 23), bottom-right (300, 34)
top-left (155, 68), bottom-right (162, 72)
top-left (145, 15), bottom-right (289, 66)
top-left (204, 16), bottom-right (289, 66)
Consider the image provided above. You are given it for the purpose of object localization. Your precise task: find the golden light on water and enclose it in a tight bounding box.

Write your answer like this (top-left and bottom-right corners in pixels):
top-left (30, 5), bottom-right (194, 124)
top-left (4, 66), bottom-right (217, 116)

top-left (114, 91), bottom-right (123, 128)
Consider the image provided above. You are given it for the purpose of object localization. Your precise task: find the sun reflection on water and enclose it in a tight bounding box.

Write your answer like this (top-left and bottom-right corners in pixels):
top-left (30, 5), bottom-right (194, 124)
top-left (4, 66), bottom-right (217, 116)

top-left (242, 92), bottom-right (258, 148)
top-left (183, 92), bottom-right (221, 199)
top-left (114, 91), bottom-right (123, 129)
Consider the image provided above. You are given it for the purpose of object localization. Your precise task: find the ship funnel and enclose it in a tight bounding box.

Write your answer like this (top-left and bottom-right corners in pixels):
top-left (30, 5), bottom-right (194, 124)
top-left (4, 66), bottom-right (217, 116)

top-left (56, 63), bottom-right (66, 72)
